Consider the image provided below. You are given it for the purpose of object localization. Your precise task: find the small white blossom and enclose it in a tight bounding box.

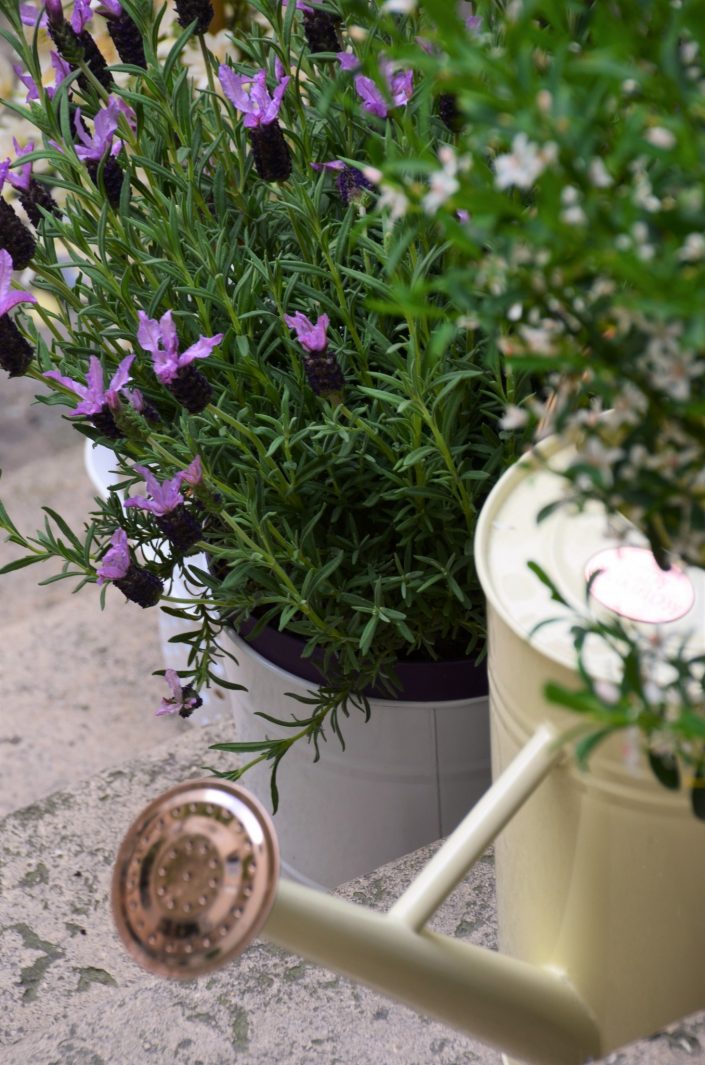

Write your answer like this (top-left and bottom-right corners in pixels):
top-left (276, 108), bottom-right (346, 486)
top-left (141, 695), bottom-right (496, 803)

top-left (362, 165), bottom-right (383, 185)
top-left (588, 158), bottom-right (613, 188)
top-left (500, 405), bottom-right (529, 430)
top-left (381, 0), bottom-right (417, 12)
top-left (518, 318), bottom-right (564, 355)
top-left (494, 133), bottom-right (557, 191)
top-left (645, 126), bottom-right (676, 150)
top-left (678, 232), bottom-right (705, 262)
top-left (378, 185), bottom-right (409, 221)
top-left (507, 302), bottom-right (523, 321)
top-left (423, 145), bottom-right (460, 214)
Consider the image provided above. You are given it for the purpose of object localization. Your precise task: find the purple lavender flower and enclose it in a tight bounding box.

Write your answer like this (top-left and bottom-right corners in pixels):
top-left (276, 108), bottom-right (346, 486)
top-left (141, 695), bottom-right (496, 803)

top-left (0, 248), bottom-right (37, 377)
top-left (336, 51), bottom-right (360, 72)
top-left (219, 64), bottom-right (293, 181)
top-left (459, 1), bottom-right (482, 32)
top-left (44, 353), bottom-right (134, 438)
top-left (4, 141), bottom-right (61, 226)
top-left (137, 309), bottom-right (222, 413)
top-left (218, 66), bottom-right (290, 129)
top-left (179, 455), bottom-right (203, 486)
top-left (156, 669), bottom-right (203, 718)
top-left (311, 159), bottom-right (374, 204)
top-left (285, 311), bottom-right (344, 400)
top-left (0, 249), bottom-right (37, 317)
top-left (74, 104), bottom-right (122, 162)
top-left (50, 50), bottom-right (74, 92)
top-left (46, 0), bottom-right (114, 93)
top-left (74, 102), bottom-right (126, 207)
top-left (70, 0), bottom-right (93, 33)
top-left (380, 61), bottom-right (414, 107)
top-left (20, 3), bottom-right (48, 26)
top-left (96, 527), bottom-right (131, 584)
top-left (337, 54), bottom-right (413, 119)
top-left (97, 528), bottom-right (163, 607)
top-left (285, 311), bottom-right (329, 352)
top-left (136, 310), bottom-right (222, 385)
top-left (124, 460), bottom-right (205, 554)
top-left (124, 465), bottom-right (186, 517)
top-left (13, 65), bottom-right (39, 104)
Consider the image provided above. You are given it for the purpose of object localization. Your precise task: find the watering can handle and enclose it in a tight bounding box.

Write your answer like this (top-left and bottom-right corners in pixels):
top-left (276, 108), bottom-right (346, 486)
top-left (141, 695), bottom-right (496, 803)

top-left (388, 723), bottom-right (564, 931)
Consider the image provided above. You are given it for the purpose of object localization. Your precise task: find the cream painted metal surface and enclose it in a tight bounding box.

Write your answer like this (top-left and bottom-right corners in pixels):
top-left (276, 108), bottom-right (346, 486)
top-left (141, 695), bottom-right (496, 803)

top-left (475, 437), bottom-right (705, 1061)
top-left (224, 630), bottom-right (491, 888)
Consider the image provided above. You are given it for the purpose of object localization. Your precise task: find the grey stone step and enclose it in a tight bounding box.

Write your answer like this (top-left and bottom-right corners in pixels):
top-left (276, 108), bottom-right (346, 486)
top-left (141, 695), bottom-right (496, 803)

top-left (0, 590), bottom-right (188, 818)
top-left (0, 374), bottom-right (77, 476)
top-left (1, 725), bottom-right (704, 1065)
top-left (0, 443), bottom-right (100, 623)
top-left (0, 724), bottom-right (500, 1065)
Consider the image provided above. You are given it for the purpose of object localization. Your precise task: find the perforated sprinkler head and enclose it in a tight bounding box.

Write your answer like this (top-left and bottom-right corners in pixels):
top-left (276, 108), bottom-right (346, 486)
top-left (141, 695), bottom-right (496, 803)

top-left (112, 779), bottom-right (280, 979)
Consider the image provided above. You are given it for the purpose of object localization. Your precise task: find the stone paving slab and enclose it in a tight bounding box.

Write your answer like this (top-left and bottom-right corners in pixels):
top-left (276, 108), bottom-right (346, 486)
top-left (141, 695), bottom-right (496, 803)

top-left (0, 443), bottom-right (101, 622)
top-left (0, 588), bottom-right (186, 817)
top-left (1, 725), bottom-right (704, 1065)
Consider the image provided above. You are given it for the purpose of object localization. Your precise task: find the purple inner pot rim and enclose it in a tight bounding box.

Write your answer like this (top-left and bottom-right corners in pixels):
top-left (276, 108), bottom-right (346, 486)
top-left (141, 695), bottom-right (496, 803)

top-left (233, 618), bottom-right (488, 702)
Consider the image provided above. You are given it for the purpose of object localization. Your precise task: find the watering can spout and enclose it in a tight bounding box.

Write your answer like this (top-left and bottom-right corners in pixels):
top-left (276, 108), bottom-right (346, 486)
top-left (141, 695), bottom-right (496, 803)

top-left (266, 878), bottom-right (602, 1065)
top-left (112, 752), bottom-right (602, 1065)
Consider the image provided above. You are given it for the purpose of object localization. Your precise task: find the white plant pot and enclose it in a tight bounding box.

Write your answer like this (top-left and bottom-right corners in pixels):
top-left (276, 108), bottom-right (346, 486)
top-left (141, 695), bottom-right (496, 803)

top-left (475, 437), bottom-right (705, 1061)
top-left (84, 441), bottom-right (228, 726)
top-left (86, 440), bottom-right (493, 887)
top-left (223, 630), bottom-right (491, 888)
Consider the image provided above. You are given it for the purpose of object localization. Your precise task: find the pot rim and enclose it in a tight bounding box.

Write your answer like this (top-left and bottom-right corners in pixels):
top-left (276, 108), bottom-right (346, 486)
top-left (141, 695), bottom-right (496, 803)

top-left (227, 624), bottom-right (488, 703)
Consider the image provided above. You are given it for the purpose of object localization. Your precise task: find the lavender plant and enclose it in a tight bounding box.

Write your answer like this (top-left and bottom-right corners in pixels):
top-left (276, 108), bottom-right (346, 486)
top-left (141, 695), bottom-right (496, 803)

top-left (366, 0), bottom-right (705, 813)
top-left (0, 0), bottom-right (527, 793)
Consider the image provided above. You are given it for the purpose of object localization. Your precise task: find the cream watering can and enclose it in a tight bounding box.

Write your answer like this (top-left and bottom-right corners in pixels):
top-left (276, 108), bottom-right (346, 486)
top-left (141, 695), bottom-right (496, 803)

top-left (113, 439), bottom-right (705, 1065)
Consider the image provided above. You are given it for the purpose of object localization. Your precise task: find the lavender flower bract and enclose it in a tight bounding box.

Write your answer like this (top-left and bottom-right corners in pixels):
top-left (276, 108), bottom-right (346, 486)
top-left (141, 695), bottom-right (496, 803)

top-left (125, 461), bottom-right (205, 554)
top-left (219, 65), bottom-right (292, 182)
top-left (44, 354), bottom-right (135, 439)
top-left (0, 249), bottom-right (37, 377)
top-left (137, 310), bottom-right (222, 413)
top-left (97, 528), bottom-right (163, 608)
top-left (74, 102), bottom-right (126, 207)
top-left (156, 669), bottom-right (203, 718)
top-left (284, 311), bottom-right (344, 400)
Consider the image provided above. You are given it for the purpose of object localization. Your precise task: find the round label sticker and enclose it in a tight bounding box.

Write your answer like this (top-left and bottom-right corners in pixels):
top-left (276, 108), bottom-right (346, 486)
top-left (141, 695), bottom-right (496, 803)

top-left (585, 546), bottom-right (695, 624)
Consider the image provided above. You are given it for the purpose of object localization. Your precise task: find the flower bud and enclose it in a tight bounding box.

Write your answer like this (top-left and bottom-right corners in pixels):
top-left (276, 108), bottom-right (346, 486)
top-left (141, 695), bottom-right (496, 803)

top-left (174, 0), bottom-right (214, 35)
top-left (0, 199), bottom-right (36, 269)
top-left (167, 363), bottom-right (213, 413)
top-left (248, 122), bottom-right (292, 183)
top-left (114, 563), bottom-right (164, 608)
top-left (0, 315), bottom-right (33, 377)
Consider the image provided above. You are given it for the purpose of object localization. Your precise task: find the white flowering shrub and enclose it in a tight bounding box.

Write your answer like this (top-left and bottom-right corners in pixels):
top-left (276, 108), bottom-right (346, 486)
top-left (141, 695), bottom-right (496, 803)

top-left (366, 0), bottom-right (705, 812)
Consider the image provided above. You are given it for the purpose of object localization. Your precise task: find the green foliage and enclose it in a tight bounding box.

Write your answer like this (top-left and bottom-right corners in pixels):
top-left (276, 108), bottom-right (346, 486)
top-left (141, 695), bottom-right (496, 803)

top-left (0, 0), bottom-right (527, 783)
top-left (360, 0), bottom-right (705, 801)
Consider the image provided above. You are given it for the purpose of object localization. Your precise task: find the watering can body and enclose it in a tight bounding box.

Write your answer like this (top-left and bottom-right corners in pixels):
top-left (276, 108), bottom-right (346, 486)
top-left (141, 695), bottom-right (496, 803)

top-left (476, 437), bottom-right (705, 1061)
